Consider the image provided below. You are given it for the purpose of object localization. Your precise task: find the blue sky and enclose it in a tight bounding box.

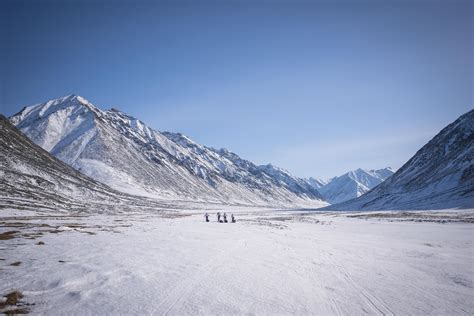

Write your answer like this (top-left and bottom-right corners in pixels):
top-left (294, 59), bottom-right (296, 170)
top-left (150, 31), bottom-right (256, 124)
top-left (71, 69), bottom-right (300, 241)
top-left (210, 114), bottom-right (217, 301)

top-left (1, 0), bottom-right (472, 179)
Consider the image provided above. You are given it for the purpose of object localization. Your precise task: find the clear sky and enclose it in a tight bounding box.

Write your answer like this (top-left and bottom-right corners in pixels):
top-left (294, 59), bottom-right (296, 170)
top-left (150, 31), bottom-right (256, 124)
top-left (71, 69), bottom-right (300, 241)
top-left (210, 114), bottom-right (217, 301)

top-left (1, 0), bottom-right (472, 179)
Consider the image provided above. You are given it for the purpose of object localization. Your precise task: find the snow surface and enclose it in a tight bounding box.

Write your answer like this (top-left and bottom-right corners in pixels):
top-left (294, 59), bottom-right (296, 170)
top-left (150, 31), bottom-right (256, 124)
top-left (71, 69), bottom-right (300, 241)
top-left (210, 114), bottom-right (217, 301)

top-left (1, 208), bottom-right (473, 315)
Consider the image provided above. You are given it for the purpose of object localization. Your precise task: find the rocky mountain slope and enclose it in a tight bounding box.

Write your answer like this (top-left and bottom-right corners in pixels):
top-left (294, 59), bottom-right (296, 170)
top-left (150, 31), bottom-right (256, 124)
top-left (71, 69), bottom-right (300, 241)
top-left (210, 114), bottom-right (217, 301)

top-left (10, 95), bottom-right (326, 207)
top-left (0, 115), bottom-right (169, 212)
top-left (326, 110), bottom-right (474, 210)
top-left (316, 168), bottom-right (394, 204)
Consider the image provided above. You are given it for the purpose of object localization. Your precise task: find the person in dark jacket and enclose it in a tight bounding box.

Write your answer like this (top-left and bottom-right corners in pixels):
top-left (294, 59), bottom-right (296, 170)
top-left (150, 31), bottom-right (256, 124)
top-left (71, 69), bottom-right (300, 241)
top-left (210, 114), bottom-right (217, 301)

top-left (217, 212), bottom-right (221, 222)
top-left (204, 213), bottom-right (209, 222)
top-left (223, 213), bottom-right (228, 223)
top-left (231, 214), bottom-right (236, 223)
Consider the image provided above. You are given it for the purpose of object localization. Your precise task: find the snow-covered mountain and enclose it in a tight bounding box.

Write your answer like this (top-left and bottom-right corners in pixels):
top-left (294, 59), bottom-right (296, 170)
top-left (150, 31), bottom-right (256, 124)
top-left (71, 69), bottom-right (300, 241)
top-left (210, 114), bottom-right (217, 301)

top-left (326, 110), bottom-right (474, 210)
top-left (0, 114), bottom-right (166, 212)
top-left (306, 177), bottom-right (328, 190)
top-left (313, 168), bottom-right (394, 204)
top-left (10, 95), bottom-right (326, 207)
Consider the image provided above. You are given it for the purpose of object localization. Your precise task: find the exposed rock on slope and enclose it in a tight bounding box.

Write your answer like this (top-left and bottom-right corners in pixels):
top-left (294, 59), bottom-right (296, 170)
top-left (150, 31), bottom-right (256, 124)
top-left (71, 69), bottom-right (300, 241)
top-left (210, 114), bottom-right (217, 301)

top-left (0, 115), bottom-right (168, 212)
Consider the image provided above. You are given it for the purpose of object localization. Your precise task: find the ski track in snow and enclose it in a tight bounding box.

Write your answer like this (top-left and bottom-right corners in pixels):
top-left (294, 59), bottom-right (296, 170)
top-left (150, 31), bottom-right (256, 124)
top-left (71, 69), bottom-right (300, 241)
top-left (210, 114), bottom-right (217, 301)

top-left (154, 237), bottom-right (247, 315)
top-left (0, 209), bottom-right (473, 315)
top-left (325, 252), bottom-right (394, 315)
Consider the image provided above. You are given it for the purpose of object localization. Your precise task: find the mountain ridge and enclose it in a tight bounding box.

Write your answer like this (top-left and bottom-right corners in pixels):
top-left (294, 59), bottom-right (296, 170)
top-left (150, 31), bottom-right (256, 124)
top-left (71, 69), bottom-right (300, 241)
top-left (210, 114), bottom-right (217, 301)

top-left (313, 167), bottom-right (394, 204)
top-left (0, 114), bottom-right (169, 212)
top-left (11, 95), bottom-right (326, 207)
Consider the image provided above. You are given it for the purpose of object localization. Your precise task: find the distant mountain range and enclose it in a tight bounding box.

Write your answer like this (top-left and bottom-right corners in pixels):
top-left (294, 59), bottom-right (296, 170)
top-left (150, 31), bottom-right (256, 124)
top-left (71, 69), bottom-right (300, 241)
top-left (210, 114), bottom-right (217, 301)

top-left (6, 95), bottom-right (472, 211)
top-left (325, 110), bottom-right (474, 210)
top-left (312, 168), bottom-right (394, 204)
top-left (10, 95), bottom-right (326, 207)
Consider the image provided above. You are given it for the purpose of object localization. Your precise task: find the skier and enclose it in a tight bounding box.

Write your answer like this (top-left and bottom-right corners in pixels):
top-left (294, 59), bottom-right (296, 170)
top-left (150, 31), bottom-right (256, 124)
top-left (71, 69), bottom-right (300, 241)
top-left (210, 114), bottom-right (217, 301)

top-left (204, 212), bottom-right (209, 222)
top-left (223, 212), bottom-right (228, 223)
top-left (231, 214), bottom-right (236, 223)
top-left (217, 212), bottom-right (221, 222)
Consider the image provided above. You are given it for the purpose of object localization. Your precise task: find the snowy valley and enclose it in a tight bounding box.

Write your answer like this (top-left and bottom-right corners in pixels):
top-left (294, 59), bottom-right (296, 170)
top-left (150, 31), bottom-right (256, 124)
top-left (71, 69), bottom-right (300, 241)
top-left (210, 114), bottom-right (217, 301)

top-left (1, 95), bottom-right (473, 315)
top-left (3, 0), bottom-right (473, 313)
top-left (1, 209), bottom-right (473, 315)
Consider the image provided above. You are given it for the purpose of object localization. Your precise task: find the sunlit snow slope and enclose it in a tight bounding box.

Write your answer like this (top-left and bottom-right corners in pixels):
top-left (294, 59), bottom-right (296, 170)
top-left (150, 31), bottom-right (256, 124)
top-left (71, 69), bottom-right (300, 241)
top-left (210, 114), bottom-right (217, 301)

top-left (11, 95), bottom-right (326, 207)
top-left (316, 168), bottom-right (394, 204)
top-left (0, 115), bottom-right (168, 212)
top-left (326, 110), bottom-right (474, 210)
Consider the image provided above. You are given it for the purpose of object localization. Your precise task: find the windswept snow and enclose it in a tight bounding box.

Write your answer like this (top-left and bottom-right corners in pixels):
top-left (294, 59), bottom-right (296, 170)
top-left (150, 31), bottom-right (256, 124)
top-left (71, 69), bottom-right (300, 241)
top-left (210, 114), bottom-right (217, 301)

top-left (0, 209), bottom-right (472, 314)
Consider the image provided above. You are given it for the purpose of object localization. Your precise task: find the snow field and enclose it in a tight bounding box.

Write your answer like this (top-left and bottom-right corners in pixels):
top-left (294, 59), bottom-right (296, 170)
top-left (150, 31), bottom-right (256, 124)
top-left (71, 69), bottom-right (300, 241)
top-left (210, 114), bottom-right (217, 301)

top-left (0, 210), bottom-right (473, 315)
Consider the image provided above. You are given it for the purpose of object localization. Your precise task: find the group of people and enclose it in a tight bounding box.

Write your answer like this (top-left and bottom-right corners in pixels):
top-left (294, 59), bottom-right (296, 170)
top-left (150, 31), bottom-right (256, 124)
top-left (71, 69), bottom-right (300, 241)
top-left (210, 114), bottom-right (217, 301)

top-left (204, 212), bottom-right (236, 223)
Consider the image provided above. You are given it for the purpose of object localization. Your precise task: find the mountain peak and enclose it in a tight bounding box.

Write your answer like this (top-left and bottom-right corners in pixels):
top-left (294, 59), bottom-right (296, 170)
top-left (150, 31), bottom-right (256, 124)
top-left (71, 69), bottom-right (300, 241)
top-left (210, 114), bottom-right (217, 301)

top-left (315, 167), bottom-right (395, 204)
top-left (56, 94), bottom-right (92, 106)
top-left (9, 94), bottom-right (102, 152)
top-left (307, 177), bottom-right (327, 189)
top-left (373, 167), bottom-right (393, 172)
